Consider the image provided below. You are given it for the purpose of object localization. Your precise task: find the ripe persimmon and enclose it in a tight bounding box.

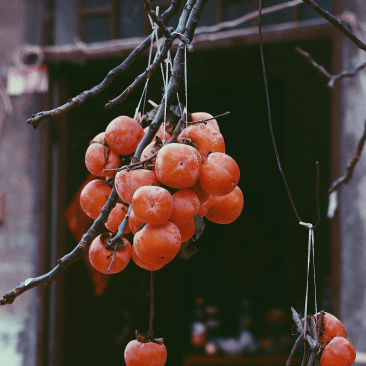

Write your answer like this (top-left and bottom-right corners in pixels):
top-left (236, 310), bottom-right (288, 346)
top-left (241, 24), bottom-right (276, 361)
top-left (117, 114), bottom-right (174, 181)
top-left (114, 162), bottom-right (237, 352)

top-left (128, 209), bottom-right (145, 234)
top-left (206, 186), bottom-right (244, 224)
top-left (132, 186), bottom-right (173, 225)
top-left (79, 179), bottom-right (112, 219)
top-left (191, 111), bottom-right (220, 131)
top-left (169, 189), bottom-right (200, 227)
top-left (197, 195), bottom-right (212, 217)
top-left (320, 337), bottom-right (356, 366)
top-left (189, 181), bottom-right (210, 205)
top-left (155, 143), bottom-right (202, 189)
top-left (141, 141), bottom-right (161, 165)
top-left (105, 202), bottom-right (131, 233)
top-left (115, 168), bottom-right (160, 204)
top-left (178, 123), bottom-right (225, 157)
top-left (105, 115), bottom-right (144, 156)
top-left (199, 152), bottom-right (240, 196)
top-left (89, 234), bottom-right (131, 274)
top-left (318, 312), bottom-right (348, 343)
top-left (85, 142), bottom-right (120, 178)
top-left (178, 217), bottom-right (195, 242)
top-left (133, 221), bottom-right (181, 266)
top-left (131, 245), bottom-right (164, 271)
top-left (124, 339), bottom-right (167, 366)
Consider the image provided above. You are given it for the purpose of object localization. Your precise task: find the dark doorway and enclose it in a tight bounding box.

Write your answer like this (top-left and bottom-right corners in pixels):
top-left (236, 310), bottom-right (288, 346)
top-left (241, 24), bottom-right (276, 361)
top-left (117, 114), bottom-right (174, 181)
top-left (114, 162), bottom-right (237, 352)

top-left (55, 37), bottom-right (332, 366)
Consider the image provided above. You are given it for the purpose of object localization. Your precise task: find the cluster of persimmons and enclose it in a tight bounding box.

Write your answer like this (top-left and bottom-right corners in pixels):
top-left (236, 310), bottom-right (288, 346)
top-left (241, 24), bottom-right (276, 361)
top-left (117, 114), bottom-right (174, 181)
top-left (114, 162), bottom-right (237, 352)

top-left (307, 312), bottom-right (356, 366)
top-left (79, 111), bottom-right (243, 365)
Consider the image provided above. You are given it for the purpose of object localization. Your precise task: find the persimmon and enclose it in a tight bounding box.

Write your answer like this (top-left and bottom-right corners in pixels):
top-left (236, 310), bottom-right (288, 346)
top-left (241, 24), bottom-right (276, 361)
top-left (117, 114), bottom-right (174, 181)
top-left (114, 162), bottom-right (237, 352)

top-left (92, 131), bottom-right (106, 143)
top-left (198, 195), bottom-right (212, 217)
top-left (124, 339), bottom-right (167, 366)
top-left (191, 111), bottom-right (220, 131)
top-left (115, 168), bottom-right (160, 204)
top-left (178, 123), bottom-right (225, 157)
top-left (144, 124), bottom-right (171, 141)
top-left (318, 312), bottom-right (347, 343)
top-left (155, 143), bottom-right (202, 189)
top-left (132, 186), bottom-right (173, 225)
top-left (129, 209), bottom-right (145, 234)
top-left (105, 202), bottom-right (131, 233)
top-left (85, 142), bottom-right (120, 178)
top-left (131, 245), bottom-right (164, 271)
top-left (320, 337), bottom-right (356, 366)
top-left (189, 181), bottom-right (210, 205)
top-left (178, 217), bottom-right (195, 242)
top-left (79, 179), bottom-right (112, 219)
top-left (206, 186), bottom-right (244, 224)
top-left (169, 189), bottom-right (200, 227)
top-left (105, 115), bottom-right (144, 156)
top-left (133, 221), bottom-right (181, 266)
top-left (141, 141), bottom-right (161, 165)
top-left (199, 152), bottom-right (240, 196)
top-left (89, 234), bottom-right (131, 274)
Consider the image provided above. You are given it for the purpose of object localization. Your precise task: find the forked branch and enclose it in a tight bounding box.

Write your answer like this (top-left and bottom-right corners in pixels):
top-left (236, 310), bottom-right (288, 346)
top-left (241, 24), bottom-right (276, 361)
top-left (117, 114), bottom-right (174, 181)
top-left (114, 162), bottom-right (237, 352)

top-left (1, 0), bottom-right (208, 306)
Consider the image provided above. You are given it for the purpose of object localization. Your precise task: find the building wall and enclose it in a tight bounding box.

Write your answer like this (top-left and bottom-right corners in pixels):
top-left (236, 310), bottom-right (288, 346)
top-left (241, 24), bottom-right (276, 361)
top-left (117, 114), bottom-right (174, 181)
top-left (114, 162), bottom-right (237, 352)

top-left (338, 0), bottom-right (366, 356)
top-left (0, 1), bottom-right (44, 365)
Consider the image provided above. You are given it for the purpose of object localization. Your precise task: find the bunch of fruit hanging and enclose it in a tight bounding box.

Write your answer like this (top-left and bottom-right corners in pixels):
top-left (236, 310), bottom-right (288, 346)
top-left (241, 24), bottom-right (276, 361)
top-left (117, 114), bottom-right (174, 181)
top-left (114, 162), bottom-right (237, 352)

top-left (81, 106), bottom-right (243, 365)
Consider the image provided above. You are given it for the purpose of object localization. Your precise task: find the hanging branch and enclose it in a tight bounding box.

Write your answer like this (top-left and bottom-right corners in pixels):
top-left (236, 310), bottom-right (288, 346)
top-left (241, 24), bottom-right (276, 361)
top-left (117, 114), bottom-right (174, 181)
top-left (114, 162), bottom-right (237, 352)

top-left (301, 0), bottom-right (366, 52)
top-left (328, 120), bottom-right (366, 195)
top-left (295, 47), bottom-right (366, 88)
top-left (0, 187), bottom-right (119, 305)
top-left (26, 0), bottom-right (183, 129)
top-left (1, 0), bottom-right (208, 306)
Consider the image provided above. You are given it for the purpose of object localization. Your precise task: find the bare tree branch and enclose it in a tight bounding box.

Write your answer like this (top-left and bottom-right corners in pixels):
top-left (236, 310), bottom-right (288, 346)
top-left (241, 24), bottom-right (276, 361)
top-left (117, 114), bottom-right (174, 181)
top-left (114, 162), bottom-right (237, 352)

top-left (328, 120), bottom-right (366, 194)
top-left (26, 0), bottom-right (183, 129)
top-left (296, 47), bottom-right (366, 88)
top-left (302, 0), bottom-right (366, 51)
top-left (1, 0), bottom-right (209, 306)
top-left (0, 187), bottom-right (119, 305)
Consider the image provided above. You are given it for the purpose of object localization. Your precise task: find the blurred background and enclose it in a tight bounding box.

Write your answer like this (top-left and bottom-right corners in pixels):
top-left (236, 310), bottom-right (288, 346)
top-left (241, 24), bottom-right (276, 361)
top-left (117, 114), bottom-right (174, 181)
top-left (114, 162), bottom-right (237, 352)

top-left (1, 1), bottom-right (366, 365)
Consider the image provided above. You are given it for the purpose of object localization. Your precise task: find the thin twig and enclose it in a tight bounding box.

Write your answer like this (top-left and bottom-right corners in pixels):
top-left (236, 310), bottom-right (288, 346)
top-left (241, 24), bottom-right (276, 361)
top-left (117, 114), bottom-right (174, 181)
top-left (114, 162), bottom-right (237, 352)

top-left (148, 271), bottom-right (155, 339)
top-left (328, 120), bottom-right (366, 194)
top-left (296, 47), bottom-right (366, 88)
top-left (291, 307), bottom-right (318, 350)
top-left (302, 0), bottom-right (366, 52)
top-left (287, 335), bottom-right (302, 366)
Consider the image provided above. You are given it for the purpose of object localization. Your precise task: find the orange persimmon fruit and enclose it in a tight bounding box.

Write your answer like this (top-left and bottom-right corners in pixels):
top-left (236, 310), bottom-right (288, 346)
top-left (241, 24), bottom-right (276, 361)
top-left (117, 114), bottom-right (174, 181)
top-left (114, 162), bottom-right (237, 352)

top-left (124, 339), bottom-right (167, 366)
top-left (199, 152), bottom-right (240, 196)
top-left (155, 143), bottom-right (202, 189)
top-left (178, 123), bottom-right (225, 157)
top-left (105, 115), bottom-right (144, 156)
top-left (320, 337), bottom-right (356, 366)
top-left (133, 221), bottom-right (181, 266)
top-left (105, 202), bottom-right (131, 233)
top-left (115, 168), bottom-right (160, 204)
top-left (89, 234), bottom-right (131, 274)
top-left (132, 186), bottom-right (173, 225)
top-left (79, 179), bottom-right (112, 220)
top-left (169, 189), bottom-right (200, 227)
top-left (205, 186), bottom-right (244, 224)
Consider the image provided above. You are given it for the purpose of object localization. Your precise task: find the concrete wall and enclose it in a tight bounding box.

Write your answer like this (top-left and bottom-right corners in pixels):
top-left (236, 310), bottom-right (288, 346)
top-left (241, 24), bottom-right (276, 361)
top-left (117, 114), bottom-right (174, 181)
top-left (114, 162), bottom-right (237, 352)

top-left (338, 0), bottom-right (366, 356)
top-left (0, 1), bottom-right (44, 365)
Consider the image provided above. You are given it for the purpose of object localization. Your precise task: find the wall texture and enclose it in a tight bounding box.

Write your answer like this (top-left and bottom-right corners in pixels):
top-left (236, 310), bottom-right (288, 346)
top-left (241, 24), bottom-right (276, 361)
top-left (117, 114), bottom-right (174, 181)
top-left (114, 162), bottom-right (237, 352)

top-left (0, 1), bottom-right (44, 365)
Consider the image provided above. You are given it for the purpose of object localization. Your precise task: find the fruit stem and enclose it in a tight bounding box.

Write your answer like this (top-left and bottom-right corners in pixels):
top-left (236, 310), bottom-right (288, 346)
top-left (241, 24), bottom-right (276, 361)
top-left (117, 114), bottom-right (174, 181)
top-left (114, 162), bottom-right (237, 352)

top-left (148, 271), bottom-right (155, 339)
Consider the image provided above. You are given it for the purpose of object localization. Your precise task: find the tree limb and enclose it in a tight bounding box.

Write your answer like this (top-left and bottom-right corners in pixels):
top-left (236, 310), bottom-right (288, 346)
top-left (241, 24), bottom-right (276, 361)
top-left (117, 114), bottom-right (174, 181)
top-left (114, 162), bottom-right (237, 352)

top-left (302, 0), bottom-right (366, 51)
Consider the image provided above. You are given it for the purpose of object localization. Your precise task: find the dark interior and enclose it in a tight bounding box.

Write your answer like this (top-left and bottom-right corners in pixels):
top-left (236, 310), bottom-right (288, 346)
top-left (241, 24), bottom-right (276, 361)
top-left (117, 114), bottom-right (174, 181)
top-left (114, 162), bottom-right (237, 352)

top-left (56, 37), bottom-right (332, 365)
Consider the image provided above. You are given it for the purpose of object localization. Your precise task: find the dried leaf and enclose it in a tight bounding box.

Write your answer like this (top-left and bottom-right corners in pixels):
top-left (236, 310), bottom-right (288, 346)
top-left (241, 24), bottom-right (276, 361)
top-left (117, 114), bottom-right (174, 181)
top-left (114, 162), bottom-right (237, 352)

top-left (178, 242), bottom-right (198, 259)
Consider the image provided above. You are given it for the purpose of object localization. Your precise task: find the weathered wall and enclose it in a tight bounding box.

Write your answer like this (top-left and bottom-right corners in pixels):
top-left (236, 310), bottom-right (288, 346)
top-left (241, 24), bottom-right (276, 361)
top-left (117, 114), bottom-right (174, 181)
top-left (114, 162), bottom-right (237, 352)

top-left (0, 0), bottom-right (44, 365)
top-left (338, 0), bottom-right (366, 356)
